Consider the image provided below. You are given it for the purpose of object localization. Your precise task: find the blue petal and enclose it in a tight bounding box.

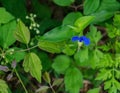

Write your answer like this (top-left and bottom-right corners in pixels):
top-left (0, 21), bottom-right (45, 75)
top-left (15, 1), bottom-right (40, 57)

top-left (82, 36), bottom-right (90, 46)
top-left (71, 36), bottom-right (79, 41)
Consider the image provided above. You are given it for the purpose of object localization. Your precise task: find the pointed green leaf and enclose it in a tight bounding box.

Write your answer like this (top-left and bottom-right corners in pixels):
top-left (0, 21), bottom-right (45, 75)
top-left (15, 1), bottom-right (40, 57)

top-left (65, 67), bottom-right (83, 93)
top-left (52, 55), bottom-right (71, 74)
top-left (41, 25), bottom-right (75, 42)
top-left (0, 79), bottom-right (11, 93)
top-left (15, 20), bottom-right (30, 44)
top-left (84, 0), bottom-right (100, 15)
top-left (23, 52), bottom-right (42, 82)
top-left (43, 72), bottom-right (51, 84)
top-left (0, 20), bottom-right (16, 48)
top-left (74, 16), bottom-right (94, 32)
top-left (0, 7), bottom-right (14, 24)
top-left (63, 12), bottom-right (82, 25)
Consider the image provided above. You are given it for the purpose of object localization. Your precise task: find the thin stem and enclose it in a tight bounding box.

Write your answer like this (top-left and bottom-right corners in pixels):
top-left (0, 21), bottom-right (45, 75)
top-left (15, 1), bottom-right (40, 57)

top-left (15, 44), bottom-right (38, 52)
top-left (49, 83), bottom-right (56, 93)
top-left (15, 69), bottom-right (28, 93)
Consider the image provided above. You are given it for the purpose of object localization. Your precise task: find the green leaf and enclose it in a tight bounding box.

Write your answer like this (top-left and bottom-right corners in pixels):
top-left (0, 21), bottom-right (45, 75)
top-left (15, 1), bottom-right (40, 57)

top-left (87, 88), bottom-right (100, 93)
top-left (38, 39), bottom-right (63, 53)
top-left (98, 0), bottom-right (120, 12)
top-left (65, 67), bottom-right (83, 93)
top-left (0, 20), bottom-right (16, 48)
top-left (0, 0), bottom-right (27, 21)
top-left (87, 25), bottom-right (102, 44)
top-left (31, 0), bottom-right (51, 19)
top-left (74, 16), bottom-right (94, 32)
top-left (53, 0), bottom-right (75, 6)
top-left (0, 7), bottom-right (14, 24)
top-left (91, 10), bottom-right (114, 24)
top-left (74, 47), bottom-right (88, 66)
top-left (41, 25), bottom-right (75, 42)
top-left (84, 0), bottom-right (100, 15)
top-left (52, 78), bottom-right (63, 86)
top-left (63, 12), bottom-right (82, 25)
top-left (23, 52), bottom-right (42, 82)
top-left (43, 72), bottom-right (51, 84)
top-left (15, 20), bottom-right (30, 44)
top-left (52, 55), bottom-right (71, 74)
top-left (6, 47), bottom-right (26, 62)
top-left (113, 14), bottom-right (120, 29)
top-left (0, 79), bottom-right (11, 93)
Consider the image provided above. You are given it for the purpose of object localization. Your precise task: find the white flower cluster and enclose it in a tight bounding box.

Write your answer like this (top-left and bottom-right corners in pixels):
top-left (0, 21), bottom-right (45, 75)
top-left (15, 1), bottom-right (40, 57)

top-left (26, 13), bottom-right (40, 34)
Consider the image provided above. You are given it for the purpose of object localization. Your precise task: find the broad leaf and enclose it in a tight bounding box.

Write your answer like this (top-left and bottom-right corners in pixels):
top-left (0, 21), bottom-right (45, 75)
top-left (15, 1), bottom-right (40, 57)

top-left (0, 20), bottom-right (16, 48)
top-left (91, 10), bottom-right (114, 23)
top-left (53, 0), bottom-right (75, 6)
top-left (84, 0), bottom-right (100, 15)
top-left (63, 12), bottom-right (82, 25)
top-left (15, 20), bottom-right (30, 44)
top-left (0, 7), bottom-right (14, 24)
top-left (98, 0), bottom-right (120, 12)
top-left (38, 39), bottom-right (64, 53)
top-left (1, 0), bottom-right (27, 20)
top-left (41, 25), bottom-right (75, 42)
top-left (23, 52), bottom-right (42, 82)
top-left (74, 16), bottom-right (94, 32)
top-left (0, 79), bottom-right (11, 93)
top-left (52, 55), bottom-right (71, 74)
top-left (65, 67), bottom-right (83, 93)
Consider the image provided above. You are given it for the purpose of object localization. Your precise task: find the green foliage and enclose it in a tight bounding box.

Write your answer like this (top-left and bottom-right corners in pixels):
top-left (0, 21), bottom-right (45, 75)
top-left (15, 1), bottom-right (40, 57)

top-left (0, 0), bottom-right (27, 20)
top-left (74, 16), bottom-right (94, 33)
top-left (0, 20), bottom-right (16, 48)
top-left (87, 88), bottom-right (100, 93)
top-left (0, 79), bottom-right (11, 93)
top-left (23, 52), bottom-right (42, 82)
top-left (0, 8), bottom-right (14, 24)
top-left (53, 0), bottom-right (75, 6)
top-left (15, 20), bottom-right (30, 44)
top-left (52, 55), bottom-right (71, 74)
top-left (0, 0), bottom-right (120, 93)
top-left (84, 0), bottom-right (100, 15)
top-left (65, 67), bottom-right (83, 93)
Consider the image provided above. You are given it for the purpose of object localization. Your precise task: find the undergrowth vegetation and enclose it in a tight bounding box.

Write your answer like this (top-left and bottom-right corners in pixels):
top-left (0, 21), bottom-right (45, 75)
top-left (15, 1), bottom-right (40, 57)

top-left (0, 0), bottom-right (120, 93)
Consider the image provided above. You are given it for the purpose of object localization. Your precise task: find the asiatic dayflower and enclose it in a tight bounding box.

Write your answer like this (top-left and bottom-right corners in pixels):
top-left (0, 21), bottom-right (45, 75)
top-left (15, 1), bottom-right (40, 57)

top-left (72, 36), bottom-right (90, 46)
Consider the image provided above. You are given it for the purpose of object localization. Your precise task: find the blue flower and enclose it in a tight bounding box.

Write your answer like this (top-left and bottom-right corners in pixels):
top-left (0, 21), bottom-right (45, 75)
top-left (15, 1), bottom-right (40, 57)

top-left (72, 36), bottom-right (90, 46)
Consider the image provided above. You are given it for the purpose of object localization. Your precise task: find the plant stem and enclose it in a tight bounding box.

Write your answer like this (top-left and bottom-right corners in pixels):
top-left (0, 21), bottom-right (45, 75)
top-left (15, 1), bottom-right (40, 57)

top-left (49, 83), bottom-right (56, 93)
top-left (15, 69), bottom-right (28, 93)
top-left (15, 44), bottom-right (38, 52)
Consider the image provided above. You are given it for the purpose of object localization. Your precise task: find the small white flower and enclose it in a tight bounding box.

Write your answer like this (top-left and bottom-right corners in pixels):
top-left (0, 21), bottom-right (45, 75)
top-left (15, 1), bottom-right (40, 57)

top-left (36, 30), bottom-right (40, 34)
